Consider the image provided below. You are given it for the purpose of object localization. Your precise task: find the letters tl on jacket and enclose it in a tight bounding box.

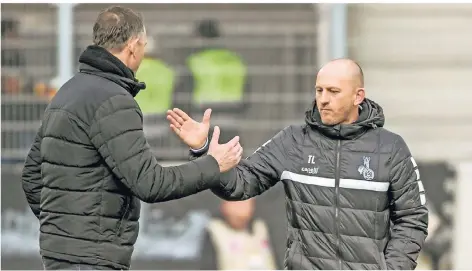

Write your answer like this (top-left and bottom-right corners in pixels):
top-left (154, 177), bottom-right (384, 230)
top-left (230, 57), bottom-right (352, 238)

top-left (192, 99), bottom-right (428, 270)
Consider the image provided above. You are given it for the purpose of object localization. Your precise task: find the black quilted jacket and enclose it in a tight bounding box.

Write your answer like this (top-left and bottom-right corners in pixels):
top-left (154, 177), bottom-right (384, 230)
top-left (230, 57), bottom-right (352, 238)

top-left (192, 99), bottom-right (428, 270)
top-left (21, 45), bottom-right (221, 269)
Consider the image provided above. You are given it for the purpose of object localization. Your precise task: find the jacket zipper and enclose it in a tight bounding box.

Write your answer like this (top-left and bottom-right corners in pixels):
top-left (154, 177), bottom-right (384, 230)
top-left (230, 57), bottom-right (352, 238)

top-left (334, 140), bottom-right (342, 269)
top-left (116, 196), bottom-right (131, 235)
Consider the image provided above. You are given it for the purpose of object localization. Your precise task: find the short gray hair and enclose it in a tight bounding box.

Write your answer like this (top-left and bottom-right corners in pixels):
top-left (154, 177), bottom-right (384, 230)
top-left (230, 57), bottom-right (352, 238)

top-left (92, 6), bottom-right (144, 51)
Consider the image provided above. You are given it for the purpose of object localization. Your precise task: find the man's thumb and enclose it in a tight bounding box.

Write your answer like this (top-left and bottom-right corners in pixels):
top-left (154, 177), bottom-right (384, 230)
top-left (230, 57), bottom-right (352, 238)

top-left (210, 126), bottom-right (220, 145)
top-left (202, 108), bottom-right (212, 125)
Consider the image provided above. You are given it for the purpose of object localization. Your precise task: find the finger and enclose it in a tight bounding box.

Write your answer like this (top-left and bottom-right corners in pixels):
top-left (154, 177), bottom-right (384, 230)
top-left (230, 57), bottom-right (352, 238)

top-left (166, 114), bottom-right (182, 128)
top-left (166, 114), bottom-right (182, 129)
top-left (169, 124), bottom-right (180, 135)
top-left (210, 126), bottom-right (220, 145)
top-left (173, 108), bottom-right (191, 121)
top-left (202, 108), bottom-right (212, 125)
top-left (167, 110), bottom-right (185, 126)
top-left (236, 146), bottom-right (243, 158)
top-left (234, 146), bottom-right (243, 165)
top-left (232, 142), bottom-right (242, 152)
top-left (224, 135), bottom-right (240, 148)
top-left (234, 144), bottom-right (243, 157)
top-left (167, 110), bottom-right (184, 125)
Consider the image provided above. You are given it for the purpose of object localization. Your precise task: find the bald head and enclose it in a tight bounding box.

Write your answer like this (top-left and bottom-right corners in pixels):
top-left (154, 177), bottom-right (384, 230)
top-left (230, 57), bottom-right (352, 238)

top-left (314, 58), bottom-right (366, 125)
top-left (318, 58), bottom-right (364, 88)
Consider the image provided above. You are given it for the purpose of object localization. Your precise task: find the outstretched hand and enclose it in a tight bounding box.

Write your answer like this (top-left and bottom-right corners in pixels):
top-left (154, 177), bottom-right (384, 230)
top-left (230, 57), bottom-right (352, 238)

top-left (166, 108), bottom-right (211, 150)
top-left (207, 126), bottom-right (242, 172)
top-left (167, 108), bottom-right (242, 172)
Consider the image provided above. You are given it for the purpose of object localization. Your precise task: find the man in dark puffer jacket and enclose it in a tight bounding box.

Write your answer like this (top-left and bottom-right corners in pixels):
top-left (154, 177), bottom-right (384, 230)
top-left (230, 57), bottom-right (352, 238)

top-left (167, 59), bottom-right (428, 270)
top-left (21, 6), bottom-right (243, 270)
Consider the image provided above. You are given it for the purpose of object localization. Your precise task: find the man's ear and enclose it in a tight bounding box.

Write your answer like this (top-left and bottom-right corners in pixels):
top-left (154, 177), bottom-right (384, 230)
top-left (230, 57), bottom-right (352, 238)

top-left (354, 88), bottom-right (365, 106)
top-left (128, 37), bottom-right (139, 56)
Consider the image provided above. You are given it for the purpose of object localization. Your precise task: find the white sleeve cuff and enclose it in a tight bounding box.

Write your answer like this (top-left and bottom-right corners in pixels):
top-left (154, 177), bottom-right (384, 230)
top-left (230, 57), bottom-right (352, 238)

top-left (190, 138), bottom-right (209, 153)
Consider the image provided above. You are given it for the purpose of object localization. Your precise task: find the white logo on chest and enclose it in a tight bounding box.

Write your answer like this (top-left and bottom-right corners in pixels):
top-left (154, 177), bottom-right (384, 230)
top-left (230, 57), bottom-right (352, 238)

top-left (358, 156), bottom-right (375, 180)
top-left (302, 155), bottom-right (319, 175)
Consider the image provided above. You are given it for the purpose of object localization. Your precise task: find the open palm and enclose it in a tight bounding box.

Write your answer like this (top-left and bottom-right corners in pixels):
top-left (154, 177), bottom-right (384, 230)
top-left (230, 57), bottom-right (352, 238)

top-left (166, 108), bottom-right (211, 149)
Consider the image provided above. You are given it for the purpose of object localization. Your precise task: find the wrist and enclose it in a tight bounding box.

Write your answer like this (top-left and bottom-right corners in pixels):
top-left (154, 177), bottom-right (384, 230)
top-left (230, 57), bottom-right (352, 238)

top-left (190, 138), bottom-right (208, 153)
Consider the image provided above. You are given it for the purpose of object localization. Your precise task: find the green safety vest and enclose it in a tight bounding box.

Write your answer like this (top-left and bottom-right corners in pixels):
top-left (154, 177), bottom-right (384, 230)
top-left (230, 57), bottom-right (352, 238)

top-left (135, 58), bottom-right (175, 115)
top-left (187, 49), bottom-right (247, 105)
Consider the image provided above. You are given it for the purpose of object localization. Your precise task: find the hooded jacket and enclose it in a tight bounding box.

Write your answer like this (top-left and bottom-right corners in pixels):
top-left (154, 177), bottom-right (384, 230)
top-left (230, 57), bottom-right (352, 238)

top-left (192, 98), bottom-right (428, 270)
top-left (21, 45), bottom-right (221, 269)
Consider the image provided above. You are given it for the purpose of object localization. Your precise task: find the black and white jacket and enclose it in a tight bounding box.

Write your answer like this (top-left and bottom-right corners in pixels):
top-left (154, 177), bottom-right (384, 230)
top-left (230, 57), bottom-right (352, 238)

top-left (192, 98), bottom-right (428, 270)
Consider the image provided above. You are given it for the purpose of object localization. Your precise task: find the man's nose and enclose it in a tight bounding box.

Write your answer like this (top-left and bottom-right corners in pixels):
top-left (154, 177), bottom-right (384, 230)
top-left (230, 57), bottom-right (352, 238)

top-left (318, 91), bottom-right (330, 105)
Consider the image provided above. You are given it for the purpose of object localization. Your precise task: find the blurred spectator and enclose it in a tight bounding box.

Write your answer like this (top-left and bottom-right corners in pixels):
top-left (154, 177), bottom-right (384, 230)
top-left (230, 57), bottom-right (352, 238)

top-left (200, 199), bottom-right (278, 270)
top-left (135, 35), bottom-right (174, 115)
top-left (134, 35), bottom-right (176, 139)
top-left (173, 19), bottom-right (250, 144)
top-left (421, 202), bottom-right (452, 269)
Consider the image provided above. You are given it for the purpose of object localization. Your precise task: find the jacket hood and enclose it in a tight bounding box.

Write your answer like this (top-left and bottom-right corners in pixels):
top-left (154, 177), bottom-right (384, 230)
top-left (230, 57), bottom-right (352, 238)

top-left (78, 45), bottom-right (146, 97)
top-left (305, 98), bottom-right (385, 140)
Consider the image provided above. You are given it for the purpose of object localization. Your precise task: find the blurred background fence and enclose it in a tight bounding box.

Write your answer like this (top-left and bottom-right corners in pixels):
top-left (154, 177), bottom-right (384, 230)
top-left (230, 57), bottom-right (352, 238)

top-left (1, 3), bottom-right (472, 270)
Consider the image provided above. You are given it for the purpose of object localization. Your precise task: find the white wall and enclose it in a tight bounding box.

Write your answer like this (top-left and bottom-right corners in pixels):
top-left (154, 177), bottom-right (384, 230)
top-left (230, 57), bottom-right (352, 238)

top-left (348, 4), bottom-right (472, 162)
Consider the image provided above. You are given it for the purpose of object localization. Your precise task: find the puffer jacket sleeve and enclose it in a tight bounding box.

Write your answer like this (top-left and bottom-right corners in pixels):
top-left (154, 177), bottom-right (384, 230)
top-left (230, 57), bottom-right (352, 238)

top-left (385, 136), bottom-right (428, 270)
top-left (21, 127), bottom-right (43, 219)
top-left (89, 94), bottom-right (221, 203)
top-left (209, 126), bottom-right (292, 201)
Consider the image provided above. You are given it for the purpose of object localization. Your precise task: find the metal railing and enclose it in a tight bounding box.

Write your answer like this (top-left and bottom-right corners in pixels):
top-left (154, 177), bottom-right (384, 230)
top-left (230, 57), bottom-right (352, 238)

top-left (1, 3), bottom-right (323, 162)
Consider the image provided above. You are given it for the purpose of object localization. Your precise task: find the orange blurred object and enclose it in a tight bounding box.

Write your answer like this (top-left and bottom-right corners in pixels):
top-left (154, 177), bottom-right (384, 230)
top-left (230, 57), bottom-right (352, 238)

top-left (34, 81), bottom-right (57, 100)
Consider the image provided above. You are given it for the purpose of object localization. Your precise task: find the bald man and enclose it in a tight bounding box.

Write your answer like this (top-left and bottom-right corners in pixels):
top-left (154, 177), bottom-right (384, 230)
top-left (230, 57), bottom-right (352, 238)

top-left (167, 59), bottom-right (428, 270)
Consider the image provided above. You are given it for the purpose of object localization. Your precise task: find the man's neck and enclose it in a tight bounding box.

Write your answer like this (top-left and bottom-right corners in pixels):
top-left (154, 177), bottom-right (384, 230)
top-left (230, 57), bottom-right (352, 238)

top-left (111, 52), bottom-right (128, 67)
top-left (341, 111), bottom-right (360, 125)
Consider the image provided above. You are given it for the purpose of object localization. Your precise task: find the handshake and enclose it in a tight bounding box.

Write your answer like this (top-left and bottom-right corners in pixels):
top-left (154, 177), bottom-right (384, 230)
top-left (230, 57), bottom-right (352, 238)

top-left (166, 108), bottom-right (243, 172)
